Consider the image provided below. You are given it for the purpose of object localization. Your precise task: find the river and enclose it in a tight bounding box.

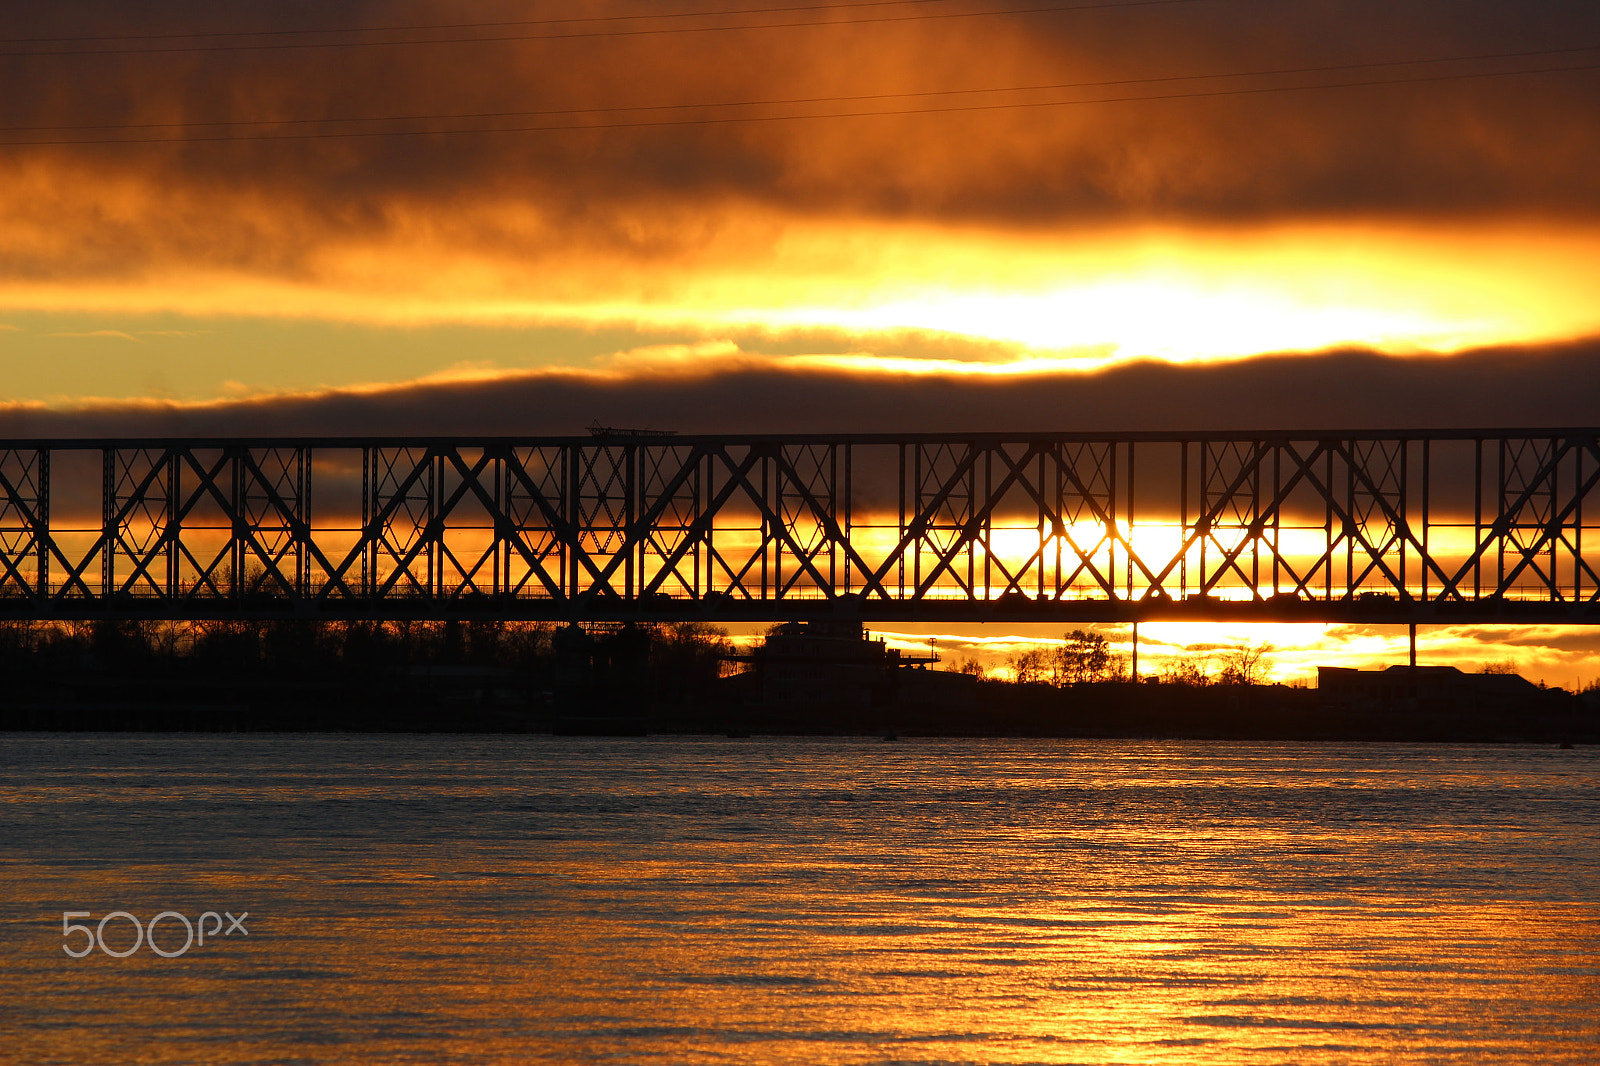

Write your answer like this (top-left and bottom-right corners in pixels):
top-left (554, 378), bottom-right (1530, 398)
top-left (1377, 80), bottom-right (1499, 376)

top-left (2, 734), bottom-right (1597, 1064)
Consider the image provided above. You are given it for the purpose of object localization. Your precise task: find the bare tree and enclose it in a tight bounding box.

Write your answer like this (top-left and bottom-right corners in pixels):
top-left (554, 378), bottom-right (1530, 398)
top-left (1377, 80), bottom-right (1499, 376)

top-left (1008, 647), bottom-right (1051, 684)
top-left (1160, 649), bottom-right (1214, 686)
top-left (1216, 640), bottom-right (1275, 686)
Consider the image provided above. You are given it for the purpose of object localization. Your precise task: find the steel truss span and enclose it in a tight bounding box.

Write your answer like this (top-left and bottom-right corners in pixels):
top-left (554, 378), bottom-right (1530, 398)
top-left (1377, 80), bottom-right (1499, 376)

top-left (0, 430), bottom-right (1597, 623)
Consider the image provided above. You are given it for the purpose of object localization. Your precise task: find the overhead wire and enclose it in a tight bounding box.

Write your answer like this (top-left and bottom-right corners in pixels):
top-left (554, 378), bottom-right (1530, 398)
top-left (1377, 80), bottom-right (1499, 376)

top-left (4, 42), bottom-right (1596, 135)
top-left (1, 0), bottom-right (1215, 57)
top-left (2, 44), bottom-right (1597, 145)
top-left (3, 0), bottom-right (1203, 44)
top-left (3, 58), bottom-right (1595, 147)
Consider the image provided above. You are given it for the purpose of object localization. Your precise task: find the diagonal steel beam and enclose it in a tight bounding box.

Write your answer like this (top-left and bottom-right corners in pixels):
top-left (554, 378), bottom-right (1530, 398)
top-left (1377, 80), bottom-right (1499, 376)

top-left (1438, 436), bottom-right (1579, 599)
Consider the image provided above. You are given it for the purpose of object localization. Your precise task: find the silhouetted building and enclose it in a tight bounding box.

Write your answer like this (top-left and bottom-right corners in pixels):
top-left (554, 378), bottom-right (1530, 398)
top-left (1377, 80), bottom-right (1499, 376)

top-left (732, 621), bottom-right (974, 717)
top-left (1318, 664), bottom-right (1546, 713)
top-left (1313, 665), bottom-right (1586, 742)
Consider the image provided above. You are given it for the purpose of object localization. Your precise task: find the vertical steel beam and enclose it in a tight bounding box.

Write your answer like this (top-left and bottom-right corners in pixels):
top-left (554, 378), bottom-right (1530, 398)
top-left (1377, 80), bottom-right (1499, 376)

top-left (981, 443), bottom-right (991, 601)
top-left (1108, 441), bottom-right (1119, 600)
top-left (566, 443), bottom-right (580, 601)
top-left (1497, 438), bottom-right (1507, 597)
top-left (1420, 439), bottom-right (1430, 602)
top-left (1037, 447), bottom-right (1047, 600)
top-left (166, 449), bottom-right (179, 602)
top-left (362, 445), bottom-right (373, 600)
top-left (37, 449), bottom-right (50, 598)
top-left (898, 443), bottom-right (907, 601)
top-left (230, 446), bottom-right (243, 601)
top-left (1270, 442), bottom-right (1282, 597)
top-left (1474, 438), bottom-right (1483, 602)
top-left (1180, 441), bottom-right (1188, 598)
top-left (1324, 444), bottom-right (1333, 603)
top-left (100, 447), bottom-right (113, 599)
top-left (1577, 438), bottom-right (1585, 603)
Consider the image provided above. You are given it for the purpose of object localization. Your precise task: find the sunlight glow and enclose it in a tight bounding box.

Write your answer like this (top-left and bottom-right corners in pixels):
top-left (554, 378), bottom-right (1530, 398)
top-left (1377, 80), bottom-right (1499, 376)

top-left (766, 281), bottom-right (1485, 365)
top-left (551, 220), bottom-right (1600, 364)
top-left (6, 217), bottom-right (1600, 391)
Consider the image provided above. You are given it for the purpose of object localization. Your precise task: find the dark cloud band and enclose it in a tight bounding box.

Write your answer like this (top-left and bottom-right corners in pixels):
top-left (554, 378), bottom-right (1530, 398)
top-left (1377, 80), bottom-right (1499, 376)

top-left (3, 337), bottom-right (1596, 438)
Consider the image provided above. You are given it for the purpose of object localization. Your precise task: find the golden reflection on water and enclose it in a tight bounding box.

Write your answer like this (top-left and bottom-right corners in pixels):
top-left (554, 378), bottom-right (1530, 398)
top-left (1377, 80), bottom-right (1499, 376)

top-left (1, 736), bottom-right (1597, 1064)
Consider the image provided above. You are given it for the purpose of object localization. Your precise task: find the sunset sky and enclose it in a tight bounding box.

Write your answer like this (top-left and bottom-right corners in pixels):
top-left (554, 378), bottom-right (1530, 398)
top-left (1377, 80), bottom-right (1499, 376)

top-left (5, 0), bottom-right (1600, 684)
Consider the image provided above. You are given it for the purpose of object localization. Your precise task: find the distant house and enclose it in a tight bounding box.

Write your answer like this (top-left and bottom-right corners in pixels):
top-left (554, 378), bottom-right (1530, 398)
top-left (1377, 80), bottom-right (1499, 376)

top-left (730, 621), bottom-right (974, 713)
top-left (1317, 664), bottom-right (1548, 715)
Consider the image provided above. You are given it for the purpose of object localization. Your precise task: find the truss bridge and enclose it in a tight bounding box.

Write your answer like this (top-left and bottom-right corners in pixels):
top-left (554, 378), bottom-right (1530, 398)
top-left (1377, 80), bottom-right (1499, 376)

top-left (0, 429), bottom-right (1596, 623)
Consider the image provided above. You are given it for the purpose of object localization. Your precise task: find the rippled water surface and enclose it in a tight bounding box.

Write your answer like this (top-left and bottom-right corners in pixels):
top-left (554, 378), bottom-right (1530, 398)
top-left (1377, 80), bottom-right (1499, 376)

top-left (3, 734), bottom-right (1598, 1064)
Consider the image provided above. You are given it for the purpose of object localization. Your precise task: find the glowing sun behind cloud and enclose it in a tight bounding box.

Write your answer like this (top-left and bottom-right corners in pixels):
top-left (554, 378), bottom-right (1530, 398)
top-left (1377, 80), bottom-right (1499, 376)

top-left (685, 220), bottom-right (1600, 366)
top-left (6, 211), bottom-right (1598, 387)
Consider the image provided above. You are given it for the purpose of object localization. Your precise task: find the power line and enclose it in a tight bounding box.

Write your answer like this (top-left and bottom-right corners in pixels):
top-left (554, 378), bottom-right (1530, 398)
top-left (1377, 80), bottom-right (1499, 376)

top-left (0, 0), bottom-right (1212, 57)
top-left (2, 44), bottom-right (1595, 140)
top-left (6, 62), bottom-right (1595, 148)
top-left (2, 0), bottom-right (1125, 43)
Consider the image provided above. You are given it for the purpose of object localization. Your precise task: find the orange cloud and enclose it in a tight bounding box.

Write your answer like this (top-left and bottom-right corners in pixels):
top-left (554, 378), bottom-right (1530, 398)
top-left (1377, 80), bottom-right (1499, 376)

top-left (6, 2), bottom-right (1600, 379)
top-left (5, 208), bottom-right (1600, 368)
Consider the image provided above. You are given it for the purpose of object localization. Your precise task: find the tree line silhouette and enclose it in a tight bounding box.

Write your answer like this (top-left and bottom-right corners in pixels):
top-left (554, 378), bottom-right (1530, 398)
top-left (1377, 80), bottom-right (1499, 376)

top-left (0, 618), bottom-right (734, 731)
top-left (991, 629), bottom-right (1276, 687)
